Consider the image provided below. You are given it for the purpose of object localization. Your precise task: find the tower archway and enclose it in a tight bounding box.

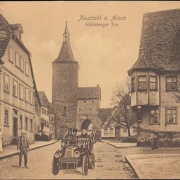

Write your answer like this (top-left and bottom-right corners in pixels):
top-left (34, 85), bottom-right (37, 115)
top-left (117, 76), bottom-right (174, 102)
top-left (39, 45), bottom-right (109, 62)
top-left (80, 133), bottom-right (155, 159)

top-left (81, 118), bottom-right (93, 130)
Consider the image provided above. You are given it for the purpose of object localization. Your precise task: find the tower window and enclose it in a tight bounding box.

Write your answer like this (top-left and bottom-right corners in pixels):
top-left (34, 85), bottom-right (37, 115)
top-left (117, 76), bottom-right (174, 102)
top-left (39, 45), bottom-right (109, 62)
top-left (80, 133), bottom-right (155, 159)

top-left (63, 107), bottom-right (67, 116)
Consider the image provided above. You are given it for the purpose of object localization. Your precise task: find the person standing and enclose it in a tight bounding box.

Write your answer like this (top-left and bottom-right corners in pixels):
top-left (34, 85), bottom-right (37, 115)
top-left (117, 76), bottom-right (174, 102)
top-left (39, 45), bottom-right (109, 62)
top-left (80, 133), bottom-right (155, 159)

top-left (0, 127), bottom-right (3, 152)
top-left (17, 130), bottom-right (29, 168)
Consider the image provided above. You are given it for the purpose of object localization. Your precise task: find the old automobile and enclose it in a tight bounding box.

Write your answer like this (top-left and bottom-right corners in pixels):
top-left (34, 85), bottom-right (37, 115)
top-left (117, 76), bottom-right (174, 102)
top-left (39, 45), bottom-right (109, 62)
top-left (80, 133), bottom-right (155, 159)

top-left (52, 129), bottom-right (96, 176)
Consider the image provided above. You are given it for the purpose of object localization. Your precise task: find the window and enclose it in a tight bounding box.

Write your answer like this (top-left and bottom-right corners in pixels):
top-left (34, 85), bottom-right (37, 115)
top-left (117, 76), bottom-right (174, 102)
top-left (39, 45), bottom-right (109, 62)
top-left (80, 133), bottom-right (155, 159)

top-left (166, 76), bottom-right (177, 92)
top-left (131, 77), bottom-right (135, 92)
top-left (84, 101), bottom-right (86, 103)
top-left (8, 46), bottom-right (14, 63)
top-left (79, 108), bottom-right (81, 111)
top-left (15, 52), bottom-right (20, 68)
top-left (4, 109), bottom-right (8, 125)
top-left (166, 107), bottom-right (177, 124)
top-left (63, 107), bottom-right (67, 116)
top-left (13, 80), bottom-right (18, 97)
top-left (133, 128), bottom-right (137, 133)
top-left (25, 88), bottom-right (29, 102)
top-left (20, 57), bottom-right (24, 71)
top-left (104, 128), bottom-right (108, 134)
top-left (4, 73), bottom-right (10, 92)
top-left (92, 101), bottom-right (94, 103)
top-left (30, 91), bottom-right (33, 105)
top-left (30, 119), bottom-right (33, 131)
top-left (138, 76), bottom-right (147, 90)
top-left (150, 109), bottom-right (159, 124)
top-left (150, 76), bottom-right (157, 91)
top-left (90, 108), bottom-right (91, 111)
top-left (19, 84), bottom-right (24, 100)
top-left (25, 117), bottom-right (28, 130)
top-left (110, 128), bottom-right (113, 134)
top-left (20, 115), bottom-right (23, 129)
top-left (47, 121), bottom-right (49, 128)
top-left (25, 62), bottom-right (29, 76)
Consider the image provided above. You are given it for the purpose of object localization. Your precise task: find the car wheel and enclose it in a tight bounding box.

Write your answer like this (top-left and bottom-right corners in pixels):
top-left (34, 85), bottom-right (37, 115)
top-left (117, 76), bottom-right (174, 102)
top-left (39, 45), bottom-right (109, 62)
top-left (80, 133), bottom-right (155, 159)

top-left (52, 158), bottom-right (60, 175)
top-left (82, 155), bottom-right (88, 176)
top-left (89, 153), bottom-right (95, 170)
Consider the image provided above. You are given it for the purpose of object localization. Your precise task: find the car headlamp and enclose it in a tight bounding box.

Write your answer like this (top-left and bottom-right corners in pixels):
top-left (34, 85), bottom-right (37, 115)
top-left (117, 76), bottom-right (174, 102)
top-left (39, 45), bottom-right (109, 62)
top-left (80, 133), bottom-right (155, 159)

top-left (54, 150), bottom-right (62, 158)
top-left (61, 141), bottom-right (66, 147)
top-left (74, 150), bottom-right (80, 158)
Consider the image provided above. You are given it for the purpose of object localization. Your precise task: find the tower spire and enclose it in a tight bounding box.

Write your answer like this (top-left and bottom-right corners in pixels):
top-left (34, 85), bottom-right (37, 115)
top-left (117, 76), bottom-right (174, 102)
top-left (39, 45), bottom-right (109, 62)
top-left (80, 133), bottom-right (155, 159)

top-left (63, 18), bottom-right (70, 42)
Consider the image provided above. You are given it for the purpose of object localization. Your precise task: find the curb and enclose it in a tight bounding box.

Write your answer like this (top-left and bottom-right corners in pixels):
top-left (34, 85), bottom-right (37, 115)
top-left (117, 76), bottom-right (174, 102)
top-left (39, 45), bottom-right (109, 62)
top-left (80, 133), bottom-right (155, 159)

top-left (125, 155), bottom-right (143, 179)
top-left (106, 142), bottom-right (137, 148)
top-left (0, 140), bottom-right (58, 160)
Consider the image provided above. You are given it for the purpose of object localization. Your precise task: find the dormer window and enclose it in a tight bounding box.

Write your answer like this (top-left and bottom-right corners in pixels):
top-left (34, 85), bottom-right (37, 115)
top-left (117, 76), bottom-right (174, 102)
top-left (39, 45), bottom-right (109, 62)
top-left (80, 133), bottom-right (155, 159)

top-left (166, 76), bottom-right (177, 92)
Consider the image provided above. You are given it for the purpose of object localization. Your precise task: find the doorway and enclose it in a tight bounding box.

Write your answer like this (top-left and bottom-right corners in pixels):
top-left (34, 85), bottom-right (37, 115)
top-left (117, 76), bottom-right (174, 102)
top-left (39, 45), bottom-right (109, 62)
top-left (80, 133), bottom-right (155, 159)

top-left (13, 117), bottom-right (18, 138)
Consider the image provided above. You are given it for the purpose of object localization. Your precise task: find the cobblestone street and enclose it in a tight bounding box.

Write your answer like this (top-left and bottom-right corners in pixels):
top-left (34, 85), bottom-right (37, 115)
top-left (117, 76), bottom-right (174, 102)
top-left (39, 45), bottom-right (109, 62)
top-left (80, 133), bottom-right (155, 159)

top-left (0, 141), bottom-right (136, 179)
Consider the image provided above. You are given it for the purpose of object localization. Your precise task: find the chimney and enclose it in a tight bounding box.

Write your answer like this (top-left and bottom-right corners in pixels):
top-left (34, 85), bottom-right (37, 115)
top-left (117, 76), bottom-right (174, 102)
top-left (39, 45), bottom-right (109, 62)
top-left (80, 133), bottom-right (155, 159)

top-left (10, 24), bottom-right (23, 41)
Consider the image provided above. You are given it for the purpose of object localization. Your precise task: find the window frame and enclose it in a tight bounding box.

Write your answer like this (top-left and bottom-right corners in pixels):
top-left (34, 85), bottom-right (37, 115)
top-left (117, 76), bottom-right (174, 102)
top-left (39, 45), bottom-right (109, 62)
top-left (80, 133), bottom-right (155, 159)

top-left (165, 107), bottom-right (177, 124)
top-left (110, 127), bottom-right (113, 134)
top-left (25, 117), bottom-right (28, 130)
top-left (20, 56), bottom-right (24, 72)
top-left (25, 87), bottom-right (29, 103)
top-left (104, 128), bottom-right (108, 134)
top-left (20, 115), bottom-right (23, 129)
top-left (30, 119), bottom-right (33, 131)
top-left (138, 76), bottom-right (147, 91)
top-left (13, 79), bottom-right (18, 97)
top-left (150, 109), bottom-right (160, 125)
top-left (8, 46), bottom-right (14, 63)
top-left (4, 73), bottom-right (10, 93)
top-left (131, 77), bottom-right (136, 92)
top-left (4, 109), bottom-right (9, 126)
top-left (166, 76), bottom-right (178, 92)
top-left (19, 84), bottom-right (24, 100)
top-left (150, 76), bottom-right (158, 91)
top-left (15, 52), bottom-right (20, 68)
top-left (25, 62), bottom-right (29, 76)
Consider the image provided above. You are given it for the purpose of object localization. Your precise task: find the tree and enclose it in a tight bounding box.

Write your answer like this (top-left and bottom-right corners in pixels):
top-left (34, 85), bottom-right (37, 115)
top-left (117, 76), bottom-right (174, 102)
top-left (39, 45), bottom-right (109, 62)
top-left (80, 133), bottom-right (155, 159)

top-left (110, 77), bottom-right (137, 137)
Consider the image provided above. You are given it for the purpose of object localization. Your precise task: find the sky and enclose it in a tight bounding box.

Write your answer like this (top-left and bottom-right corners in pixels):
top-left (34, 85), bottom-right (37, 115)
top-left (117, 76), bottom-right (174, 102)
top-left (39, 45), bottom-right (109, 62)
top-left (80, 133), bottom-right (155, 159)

top-left (1, 1), bottom-right (180, 108)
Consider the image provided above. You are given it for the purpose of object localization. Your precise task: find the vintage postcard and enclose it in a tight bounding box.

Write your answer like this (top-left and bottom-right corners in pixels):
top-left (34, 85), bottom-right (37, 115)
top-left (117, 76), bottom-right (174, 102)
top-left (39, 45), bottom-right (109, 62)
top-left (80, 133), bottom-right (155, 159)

top-left (0, 1), bottom-right (180, 179)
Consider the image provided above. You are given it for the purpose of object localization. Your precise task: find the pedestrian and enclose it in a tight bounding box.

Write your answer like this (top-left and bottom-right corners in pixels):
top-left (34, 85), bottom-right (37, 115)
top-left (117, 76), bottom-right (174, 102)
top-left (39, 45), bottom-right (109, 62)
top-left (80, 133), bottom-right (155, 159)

top-left (151, 134), bottom-right (158, 150)
top-left (0, 127), bottom-right (3, 152)
top-left (17, 130), bottom-right (29, 168)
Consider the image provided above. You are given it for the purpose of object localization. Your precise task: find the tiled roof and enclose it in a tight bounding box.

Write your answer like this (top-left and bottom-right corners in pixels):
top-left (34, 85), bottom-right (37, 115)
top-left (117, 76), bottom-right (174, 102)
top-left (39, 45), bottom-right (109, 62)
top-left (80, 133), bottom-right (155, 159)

top-left (77, 86), bottom-right (101, 99)
top-left (128, 8), bottom-right (180, 75)
top-left (0, 13), bottom-right (12, 62)
top-left (38, 91), bottom-right (50, 108)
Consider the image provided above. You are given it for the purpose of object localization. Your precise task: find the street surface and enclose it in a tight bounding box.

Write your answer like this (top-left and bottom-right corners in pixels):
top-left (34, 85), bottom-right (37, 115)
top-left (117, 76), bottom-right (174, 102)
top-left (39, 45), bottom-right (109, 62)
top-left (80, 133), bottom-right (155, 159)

top-left (0, 141), bottom-right (136, 179)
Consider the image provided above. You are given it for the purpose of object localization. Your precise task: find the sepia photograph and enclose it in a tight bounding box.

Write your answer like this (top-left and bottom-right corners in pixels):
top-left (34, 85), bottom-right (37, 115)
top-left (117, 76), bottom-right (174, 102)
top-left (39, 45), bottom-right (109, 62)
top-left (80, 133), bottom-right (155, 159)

top-left (0, 1), bottom-right (180, 179)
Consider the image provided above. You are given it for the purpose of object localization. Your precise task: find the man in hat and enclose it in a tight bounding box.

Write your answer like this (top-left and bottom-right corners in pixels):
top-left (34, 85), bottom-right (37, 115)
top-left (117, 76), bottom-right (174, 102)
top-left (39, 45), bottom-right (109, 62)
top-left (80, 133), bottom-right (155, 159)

top-left (17, 130), bottom-right (29, 168)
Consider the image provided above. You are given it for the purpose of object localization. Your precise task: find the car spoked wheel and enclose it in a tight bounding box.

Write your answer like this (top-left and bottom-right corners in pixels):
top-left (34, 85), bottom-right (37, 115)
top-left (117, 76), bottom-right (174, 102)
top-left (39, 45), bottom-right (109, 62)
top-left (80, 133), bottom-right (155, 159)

top-left (52, 158), bottom-right (60, 175)
top-left (89, 153), bottom-right (95, 170)
top-left (82, 155), bottom-right (88, 176)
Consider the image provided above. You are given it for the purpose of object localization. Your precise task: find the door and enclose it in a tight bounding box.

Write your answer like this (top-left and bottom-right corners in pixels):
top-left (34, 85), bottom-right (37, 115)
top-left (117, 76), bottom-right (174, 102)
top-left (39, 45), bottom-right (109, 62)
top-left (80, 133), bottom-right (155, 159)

top-left (13, 117), bottom-right (18, 138)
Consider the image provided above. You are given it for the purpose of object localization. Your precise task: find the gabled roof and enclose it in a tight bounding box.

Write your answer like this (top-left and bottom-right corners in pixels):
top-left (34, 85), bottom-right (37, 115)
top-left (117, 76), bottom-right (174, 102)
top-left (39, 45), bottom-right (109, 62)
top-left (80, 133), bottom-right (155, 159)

top-left (128, 8), bottom-right (180, 75)
top-left (38, 91), bottom-right (50, 108)
top-left (10, 24), bottom-right (24, 33)
top-left (0, 13), bottom-right (12, 63)
top-left (77, 86), bottom-right (101, 100)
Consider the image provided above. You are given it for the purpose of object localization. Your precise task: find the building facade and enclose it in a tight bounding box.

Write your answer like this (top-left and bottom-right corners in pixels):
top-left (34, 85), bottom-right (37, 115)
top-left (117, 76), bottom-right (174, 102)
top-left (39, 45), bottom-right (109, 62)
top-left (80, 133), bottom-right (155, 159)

top-left (52, 22), bottom-right (103, 138)
top-left (0, 14), bottom-right (39, 145)
top-left (128, 9), bottom-right (180, 146)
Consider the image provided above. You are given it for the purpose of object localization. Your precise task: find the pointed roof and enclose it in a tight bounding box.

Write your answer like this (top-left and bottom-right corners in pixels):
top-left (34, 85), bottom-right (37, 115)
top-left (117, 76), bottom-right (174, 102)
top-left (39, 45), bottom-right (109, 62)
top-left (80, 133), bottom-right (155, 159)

top-left (63, 21), bottom-right (70, 35)
top-left (128, 8), bottom-right (180, 75)
top-left (53, 21), bottom-right (77, 63)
